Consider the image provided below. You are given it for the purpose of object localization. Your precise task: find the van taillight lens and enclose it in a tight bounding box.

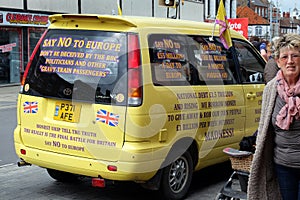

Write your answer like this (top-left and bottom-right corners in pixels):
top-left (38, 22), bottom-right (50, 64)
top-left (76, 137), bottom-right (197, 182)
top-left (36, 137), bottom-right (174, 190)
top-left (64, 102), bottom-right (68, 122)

top-left (20, 149), bottom-right (26, 155)
top-left (127, 34), bottom-right (142, 106)
top-left (21, 30), bottom-right (47, 86)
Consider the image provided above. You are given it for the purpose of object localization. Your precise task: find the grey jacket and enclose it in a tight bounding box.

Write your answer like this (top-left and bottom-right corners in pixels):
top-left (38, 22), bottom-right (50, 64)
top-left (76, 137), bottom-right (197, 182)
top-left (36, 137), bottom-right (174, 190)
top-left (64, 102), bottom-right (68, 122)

top-left (247, 77), bottom-right (282, 200)
top-left (264, 58), bottom-right (279, 83)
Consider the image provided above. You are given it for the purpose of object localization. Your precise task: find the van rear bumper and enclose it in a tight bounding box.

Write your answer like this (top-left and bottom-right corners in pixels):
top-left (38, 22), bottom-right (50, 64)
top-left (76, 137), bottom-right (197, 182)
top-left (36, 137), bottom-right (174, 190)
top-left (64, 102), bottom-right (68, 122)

top-left (14, 143), bottom-right (161, 181)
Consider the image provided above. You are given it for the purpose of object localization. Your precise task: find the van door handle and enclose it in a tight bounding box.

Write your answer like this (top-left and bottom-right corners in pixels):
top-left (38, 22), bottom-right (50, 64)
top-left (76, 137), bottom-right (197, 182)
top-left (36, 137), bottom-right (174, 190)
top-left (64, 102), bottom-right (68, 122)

top-left (246, 92), bottom-right (256, 99)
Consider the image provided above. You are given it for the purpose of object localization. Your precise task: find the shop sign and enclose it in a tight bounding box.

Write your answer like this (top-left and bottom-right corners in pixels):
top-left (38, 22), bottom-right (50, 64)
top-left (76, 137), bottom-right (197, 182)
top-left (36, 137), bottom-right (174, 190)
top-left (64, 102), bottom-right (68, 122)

top-left (0, 11), bottom-right (49, 27)
top-left (0, 43), bottom-right (16, 53)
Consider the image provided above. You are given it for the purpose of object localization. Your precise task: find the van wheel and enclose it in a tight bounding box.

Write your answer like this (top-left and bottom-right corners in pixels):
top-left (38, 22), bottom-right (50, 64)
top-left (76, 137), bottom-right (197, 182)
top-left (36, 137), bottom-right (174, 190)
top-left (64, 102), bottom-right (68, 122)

top-left (159, 151), bottom-right (193, 200)
top-left (46, 168), bottom-right (79, 183)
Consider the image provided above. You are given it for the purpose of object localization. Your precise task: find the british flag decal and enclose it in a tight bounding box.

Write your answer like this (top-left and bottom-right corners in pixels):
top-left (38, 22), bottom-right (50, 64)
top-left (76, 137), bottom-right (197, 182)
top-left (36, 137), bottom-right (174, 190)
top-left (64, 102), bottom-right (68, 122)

top-left (96, 109), bottom-right (119, 127)
top-left (23, 101), bottom-right (38, 113)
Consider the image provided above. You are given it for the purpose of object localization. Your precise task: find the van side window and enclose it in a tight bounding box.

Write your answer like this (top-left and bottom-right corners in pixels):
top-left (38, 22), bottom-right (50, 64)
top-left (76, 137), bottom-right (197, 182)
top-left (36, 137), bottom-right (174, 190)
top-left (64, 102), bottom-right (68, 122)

top-left (148, 34), bottom-right (236, 86)
top-left (187, 36), bottom-right (237, 85)
top-left (233, 40), bottom-right (265, 83)
top-left (149, 34), bottom-right (189, 86)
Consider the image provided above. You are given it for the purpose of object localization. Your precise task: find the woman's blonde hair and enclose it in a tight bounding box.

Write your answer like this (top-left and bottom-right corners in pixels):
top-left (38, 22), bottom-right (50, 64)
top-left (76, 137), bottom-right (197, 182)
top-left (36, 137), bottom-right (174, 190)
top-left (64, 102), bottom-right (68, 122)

top-left (274, 33), bottom-right (300, 59)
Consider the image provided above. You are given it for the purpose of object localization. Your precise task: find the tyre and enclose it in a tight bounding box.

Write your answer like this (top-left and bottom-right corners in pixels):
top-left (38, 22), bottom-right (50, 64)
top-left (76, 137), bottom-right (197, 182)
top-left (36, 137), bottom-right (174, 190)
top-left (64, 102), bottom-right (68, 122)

top-left (46, 168), bottom-right (80, 183)
top-left (159, 151), bottom-right (193, 200)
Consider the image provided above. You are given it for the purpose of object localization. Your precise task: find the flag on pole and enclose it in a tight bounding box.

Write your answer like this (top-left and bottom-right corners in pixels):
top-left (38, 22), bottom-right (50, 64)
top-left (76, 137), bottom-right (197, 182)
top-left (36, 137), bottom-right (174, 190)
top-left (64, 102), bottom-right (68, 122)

top-left (215, 0), bottom-right (232, 49)
top-left (117, 1), bottom-right (122, 16)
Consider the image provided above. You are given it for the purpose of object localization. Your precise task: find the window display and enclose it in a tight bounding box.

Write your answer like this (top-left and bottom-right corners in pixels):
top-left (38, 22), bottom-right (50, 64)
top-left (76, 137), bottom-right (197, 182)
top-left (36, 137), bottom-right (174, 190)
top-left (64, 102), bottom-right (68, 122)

top-left (28, 27), bottom-right (46, 58)
top-left (0, 27), bottom-right (22, 84)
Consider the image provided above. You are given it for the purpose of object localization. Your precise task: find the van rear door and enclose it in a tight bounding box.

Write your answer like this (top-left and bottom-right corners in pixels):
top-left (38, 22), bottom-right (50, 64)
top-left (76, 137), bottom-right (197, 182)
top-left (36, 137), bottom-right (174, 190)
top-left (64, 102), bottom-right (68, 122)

top-left (20, 28), bottom-right (129, 161)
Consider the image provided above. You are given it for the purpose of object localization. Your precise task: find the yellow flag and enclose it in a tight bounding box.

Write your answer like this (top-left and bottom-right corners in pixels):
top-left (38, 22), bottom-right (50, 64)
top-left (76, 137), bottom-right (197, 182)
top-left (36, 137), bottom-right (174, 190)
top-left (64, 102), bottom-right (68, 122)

top-left (118, 2), bottom-right (122, 15)
top-left (216, 0), bottom-right (232, 49)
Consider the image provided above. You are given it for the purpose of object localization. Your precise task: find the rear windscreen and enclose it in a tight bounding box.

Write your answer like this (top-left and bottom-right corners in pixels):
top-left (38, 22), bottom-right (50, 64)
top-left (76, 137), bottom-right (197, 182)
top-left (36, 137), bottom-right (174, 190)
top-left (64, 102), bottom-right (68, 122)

top-left (23, 29), bottom-right (128, 105)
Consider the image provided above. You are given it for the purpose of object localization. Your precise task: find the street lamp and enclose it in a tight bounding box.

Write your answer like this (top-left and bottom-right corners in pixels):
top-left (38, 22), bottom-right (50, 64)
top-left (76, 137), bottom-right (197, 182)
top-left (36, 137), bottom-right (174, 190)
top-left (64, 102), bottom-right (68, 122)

top-left (269, 1), bottom-right (273, 41)
top-left (269, 0), bottom-right (279, 40)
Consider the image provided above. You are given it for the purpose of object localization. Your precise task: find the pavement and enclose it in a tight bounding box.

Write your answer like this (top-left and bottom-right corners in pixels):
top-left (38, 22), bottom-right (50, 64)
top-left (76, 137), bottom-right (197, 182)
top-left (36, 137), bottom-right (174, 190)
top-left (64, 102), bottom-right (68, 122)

top-left (0, 83), bottom-right (20, 94)
top-left (0, 162), bottom-right (231, 200)
top-left (0, 84), bottom-right (20, 110)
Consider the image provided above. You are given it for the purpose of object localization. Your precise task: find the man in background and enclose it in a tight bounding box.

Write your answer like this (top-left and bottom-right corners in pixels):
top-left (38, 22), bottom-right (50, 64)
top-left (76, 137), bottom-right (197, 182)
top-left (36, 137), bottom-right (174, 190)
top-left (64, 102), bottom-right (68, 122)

top-left (264, 37), bottom-right (280, 83)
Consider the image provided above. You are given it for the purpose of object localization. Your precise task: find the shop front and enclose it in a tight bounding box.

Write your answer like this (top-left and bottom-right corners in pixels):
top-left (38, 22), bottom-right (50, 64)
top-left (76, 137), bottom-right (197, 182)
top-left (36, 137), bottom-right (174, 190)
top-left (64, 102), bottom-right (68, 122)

top-left (0, 10), bottom-right (49, 85)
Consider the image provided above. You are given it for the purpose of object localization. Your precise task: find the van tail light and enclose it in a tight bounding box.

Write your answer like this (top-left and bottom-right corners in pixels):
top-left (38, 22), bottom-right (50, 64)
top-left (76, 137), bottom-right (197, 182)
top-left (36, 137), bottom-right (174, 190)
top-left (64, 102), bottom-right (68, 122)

top-left (21, 30), bottom-right (47, 86)
top-left (127, 34), bottom-right (142, 106)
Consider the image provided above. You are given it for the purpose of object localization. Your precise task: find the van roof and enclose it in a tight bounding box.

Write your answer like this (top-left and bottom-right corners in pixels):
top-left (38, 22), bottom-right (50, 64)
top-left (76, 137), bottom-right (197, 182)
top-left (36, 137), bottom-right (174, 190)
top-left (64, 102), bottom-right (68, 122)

top-left (49, 14), bottom-right (244, 39)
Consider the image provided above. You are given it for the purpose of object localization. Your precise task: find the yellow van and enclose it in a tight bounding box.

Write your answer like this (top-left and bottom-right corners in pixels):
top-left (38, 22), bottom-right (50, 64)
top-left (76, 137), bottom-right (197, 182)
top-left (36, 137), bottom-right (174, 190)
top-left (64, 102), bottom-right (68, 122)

top-left (14, 14), bottom-right (265, 199)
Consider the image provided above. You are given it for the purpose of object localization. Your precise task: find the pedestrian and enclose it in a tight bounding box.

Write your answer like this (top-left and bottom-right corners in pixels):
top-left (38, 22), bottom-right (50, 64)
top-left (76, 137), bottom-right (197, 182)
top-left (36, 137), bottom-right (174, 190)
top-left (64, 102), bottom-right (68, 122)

top-left (248, 33), bottom-right (300, 200)
top-left (250, 36), bottom-right (261, 52)
top-left (259, 39), bottom-right (269, 61)
top-left (264, 37), bottom-right (281, 83)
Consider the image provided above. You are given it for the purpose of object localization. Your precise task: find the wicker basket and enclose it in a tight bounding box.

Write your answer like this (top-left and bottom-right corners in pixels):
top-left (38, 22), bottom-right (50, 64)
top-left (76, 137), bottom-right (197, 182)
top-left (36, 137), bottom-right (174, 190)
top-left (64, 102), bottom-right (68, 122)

top-left (229, 154), bottom-right (253, 173)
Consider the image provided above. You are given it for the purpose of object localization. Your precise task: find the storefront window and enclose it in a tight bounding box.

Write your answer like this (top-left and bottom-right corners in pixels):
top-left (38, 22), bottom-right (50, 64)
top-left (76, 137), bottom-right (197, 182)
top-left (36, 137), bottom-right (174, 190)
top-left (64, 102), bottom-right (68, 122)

top-left (0, 27), bottom-right (22, 84)
top-left (255, 26), bottom-right (262, 37)
top-left (28, 27), bottom-right (46, 58)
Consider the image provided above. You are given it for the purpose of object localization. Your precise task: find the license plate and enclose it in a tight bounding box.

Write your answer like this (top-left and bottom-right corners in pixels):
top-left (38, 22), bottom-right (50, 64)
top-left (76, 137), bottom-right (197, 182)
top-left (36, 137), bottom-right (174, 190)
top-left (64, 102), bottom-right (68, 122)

top-left (53, 102), bottom-right (82, 123)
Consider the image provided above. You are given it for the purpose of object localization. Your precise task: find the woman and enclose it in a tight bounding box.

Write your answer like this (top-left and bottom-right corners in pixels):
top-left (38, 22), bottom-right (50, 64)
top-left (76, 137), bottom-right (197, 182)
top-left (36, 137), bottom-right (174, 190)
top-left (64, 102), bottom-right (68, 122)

top-left (248, 33), bottom-right (300, 200)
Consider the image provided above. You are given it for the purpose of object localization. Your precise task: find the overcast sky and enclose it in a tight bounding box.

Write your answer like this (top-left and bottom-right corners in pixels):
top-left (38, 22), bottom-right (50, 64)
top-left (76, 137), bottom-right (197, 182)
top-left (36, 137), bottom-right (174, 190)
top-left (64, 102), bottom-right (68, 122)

top-left (277, 0), bottom-right (298, 13)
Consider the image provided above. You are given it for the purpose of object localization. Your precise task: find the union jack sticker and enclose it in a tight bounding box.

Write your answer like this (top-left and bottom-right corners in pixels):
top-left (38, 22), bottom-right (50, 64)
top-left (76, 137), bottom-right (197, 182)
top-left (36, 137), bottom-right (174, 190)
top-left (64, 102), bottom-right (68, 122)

top-left (23, 101), bottom-right (38, 114)
top-left (96, 109), bottom-right (119, 127)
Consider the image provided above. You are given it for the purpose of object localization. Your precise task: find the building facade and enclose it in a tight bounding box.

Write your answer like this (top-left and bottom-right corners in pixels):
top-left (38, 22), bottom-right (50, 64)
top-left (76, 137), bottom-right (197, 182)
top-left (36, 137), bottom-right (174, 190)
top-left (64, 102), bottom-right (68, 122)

top-left (237, 0), bottom-right (300, 41)
top-left (0, 7), bottom-right (50, 84)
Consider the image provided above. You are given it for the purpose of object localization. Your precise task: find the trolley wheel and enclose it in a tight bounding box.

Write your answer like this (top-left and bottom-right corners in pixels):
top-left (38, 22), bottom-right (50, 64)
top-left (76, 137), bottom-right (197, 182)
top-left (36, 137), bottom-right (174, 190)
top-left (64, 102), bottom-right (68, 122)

top-left (215, 193), bottom-right (232, 200)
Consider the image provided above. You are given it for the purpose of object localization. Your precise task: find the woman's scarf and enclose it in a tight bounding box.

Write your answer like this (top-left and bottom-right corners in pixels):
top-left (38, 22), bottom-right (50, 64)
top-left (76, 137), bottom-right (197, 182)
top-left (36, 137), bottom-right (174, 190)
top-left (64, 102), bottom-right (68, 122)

top-left (276, 70), bottom-right (300, 130)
